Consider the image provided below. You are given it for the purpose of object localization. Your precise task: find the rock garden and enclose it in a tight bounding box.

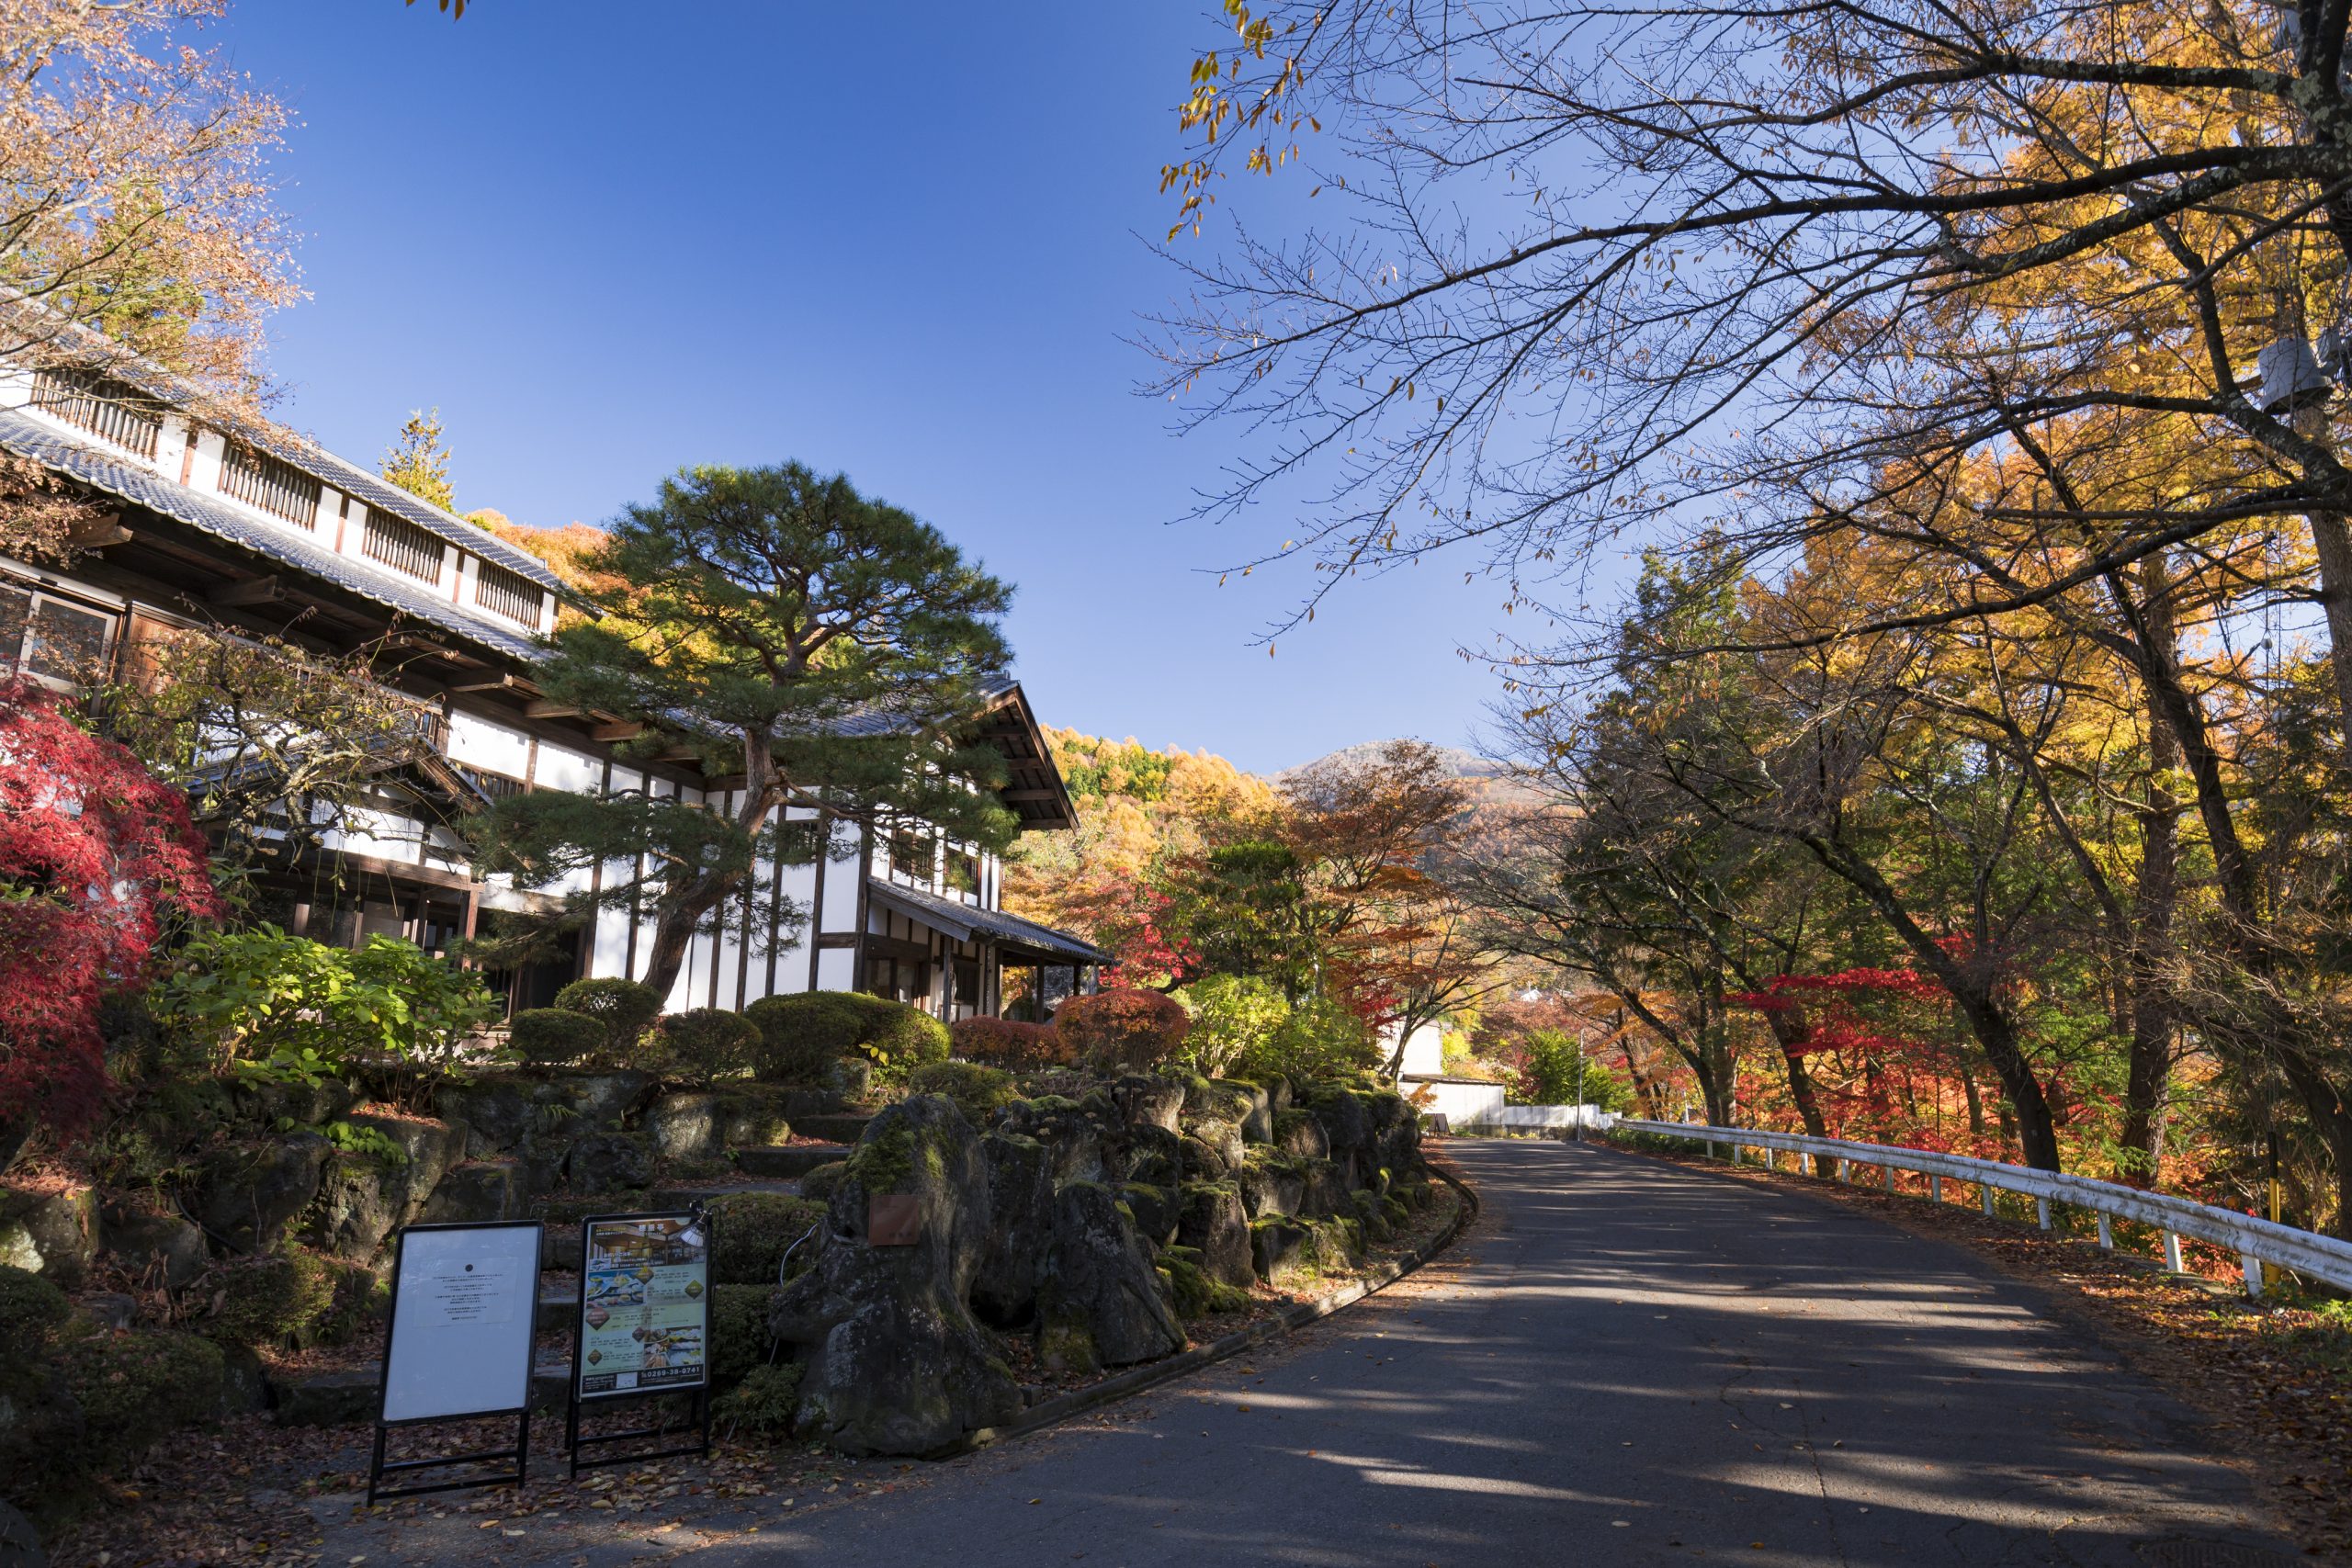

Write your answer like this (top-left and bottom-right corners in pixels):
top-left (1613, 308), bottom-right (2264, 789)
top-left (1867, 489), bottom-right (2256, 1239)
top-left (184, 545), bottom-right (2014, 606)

top-left (1, 961), bottom-right (1453, 1566)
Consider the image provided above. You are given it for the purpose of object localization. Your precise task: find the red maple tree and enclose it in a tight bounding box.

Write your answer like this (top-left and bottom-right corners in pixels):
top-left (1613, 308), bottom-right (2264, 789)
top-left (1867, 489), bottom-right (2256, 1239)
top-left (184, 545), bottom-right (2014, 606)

top-left (0, 678), bottom-right (220, 1134)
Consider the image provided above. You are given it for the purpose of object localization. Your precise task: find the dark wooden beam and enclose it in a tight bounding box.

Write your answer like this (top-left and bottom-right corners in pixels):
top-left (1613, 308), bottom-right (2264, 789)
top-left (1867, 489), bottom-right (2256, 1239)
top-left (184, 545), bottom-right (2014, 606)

top-left (207, 575), bottom-right (284, 608)
top-left (590, 720), bottom-right (644, 742)
top-left (525, 698), bottom-right (582, 719)
top-left (1001, 788), bottom-right (1059, 802)
top-left (447, 673), bottom-right (531, 694)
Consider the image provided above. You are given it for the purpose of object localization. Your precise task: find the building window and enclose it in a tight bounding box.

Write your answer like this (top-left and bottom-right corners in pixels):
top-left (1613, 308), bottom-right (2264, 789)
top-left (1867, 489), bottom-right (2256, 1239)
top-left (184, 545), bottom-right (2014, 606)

top-left (472, 560), bottom-right (545, 626)
top-left (945, 851), bottom-right (979, 899)
top-left (220, 445), bottom-right (323, 527)
top-left (362, 510), bottom-right (446, 581)
top-left (888, 823), bottom-right (933, 881)
top-left (29, 367), bottom-right (162, 460)
top-left (0, 580), bottom-right (115, 687)
top-left (777, 817), bottom-right (828, 863)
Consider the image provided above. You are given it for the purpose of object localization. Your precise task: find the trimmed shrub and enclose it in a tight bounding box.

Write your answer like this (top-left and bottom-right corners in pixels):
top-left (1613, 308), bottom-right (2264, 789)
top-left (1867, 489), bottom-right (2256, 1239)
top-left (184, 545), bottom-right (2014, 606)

top-left (745, 991), bottom-right (948, 1084)
top-left (715, 1359), bottom-right (803, 1440)
top-left (706, 1191), bottom-right (827, 1286)
top-left (1056, 988), bottom-right (1192, 1075)
top-left (510, 1007), bottom-right (607, 1066)
top-left (200, 1247), bottom-right (379, 1348)
top-left (950, 1015), bottom-right (1070, 1069)
top-left (0, 1262), bottom-right (67, 1346)
top-left (906, 1061), bottom-right (1017, 1127)
top-left (551, 977), bottom-right (663, 1057)
top-left (709, 1281), bottom-right (775, 1388)
top-left (656, 1008), bottom-right (759, 1085)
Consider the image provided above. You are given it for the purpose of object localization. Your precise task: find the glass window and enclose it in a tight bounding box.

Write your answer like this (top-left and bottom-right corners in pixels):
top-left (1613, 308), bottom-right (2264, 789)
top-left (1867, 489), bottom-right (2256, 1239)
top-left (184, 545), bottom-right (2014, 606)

top-left (0, 581), bottom-right (114, 688)
top-left (888, 824), bottom-right (933, 881)
top-left (25, 597), bottom-right (112, 684)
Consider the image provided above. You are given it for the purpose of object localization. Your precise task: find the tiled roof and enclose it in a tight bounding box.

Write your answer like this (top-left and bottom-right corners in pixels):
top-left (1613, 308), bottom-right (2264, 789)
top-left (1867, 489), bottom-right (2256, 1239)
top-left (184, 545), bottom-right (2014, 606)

top-left (16, 316), bottom-right (574, 600)
top-left (865, 876), bottom-right (1109, 964)
top-left (217, 408), bottom-right (571, 598)
top-left (0, 408), bottom-right (549, 663)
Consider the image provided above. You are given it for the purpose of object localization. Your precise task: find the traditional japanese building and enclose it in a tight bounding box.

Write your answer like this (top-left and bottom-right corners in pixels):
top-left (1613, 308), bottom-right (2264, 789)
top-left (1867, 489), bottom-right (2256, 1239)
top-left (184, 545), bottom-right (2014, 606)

top-left (0, 353), bottom-right (1104, 1018)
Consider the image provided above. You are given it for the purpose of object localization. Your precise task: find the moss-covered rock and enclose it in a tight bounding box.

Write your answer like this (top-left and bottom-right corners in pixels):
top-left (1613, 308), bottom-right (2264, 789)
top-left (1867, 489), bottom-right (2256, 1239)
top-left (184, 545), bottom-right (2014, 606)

top-left (1035, 1179), bottom-right (1183, 1371)
top-left (1272, 1108), bottom-right (1329, 1161)
top-left (799, 1159), bottom-right (849, 1203)
top-left (1120, 1181), bottom-right (1182, 1250)
top-left (973, 1134), bottom-right (1055, 1329)
top-left (197, 1135), bottom-right (331, 1256)
top-left (768, 1096), bottom-right (1020, 1455)
top-left (91, 1201), bottom-right (202, 1293)
top-left (1235, 1147), bottom-right (1307, 1219)
top-left (645, 1087), bottom-right (797, 1161)
top-left (1178, 1182), bottom-right (1253, 1288)
top-left (1158, 1244), bottom-right (1251, 1319)
top-left (0, 1185), bottom-right (96, 1285)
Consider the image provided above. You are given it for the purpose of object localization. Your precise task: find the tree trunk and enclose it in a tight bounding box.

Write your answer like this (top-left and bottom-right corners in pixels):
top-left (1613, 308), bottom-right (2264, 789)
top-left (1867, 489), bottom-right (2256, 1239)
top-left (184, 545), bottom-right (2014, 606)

top-left (1765, 1011), bottom-right (1831, 1174)
top-left (2116, 559), bottom-right (2183, 1184)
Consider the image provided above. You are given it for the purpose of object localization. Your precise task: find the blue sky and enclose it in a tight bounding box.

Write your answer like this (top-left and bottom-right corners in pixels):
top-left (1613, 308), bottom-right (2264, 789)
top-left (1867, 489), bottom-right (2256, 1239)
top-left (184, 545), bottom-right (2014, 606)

top-left (203, 1), bottom-right (1517, 775)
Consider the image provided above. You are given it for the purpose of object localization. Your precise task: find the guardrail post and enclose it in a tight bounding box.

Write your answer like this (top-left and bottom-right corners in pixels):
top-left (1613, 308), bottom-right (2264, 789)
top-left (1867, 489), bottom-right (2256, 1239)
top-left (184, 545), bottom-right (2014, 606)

top-left (1837, 1158), bottom-right (1849, 1183)
top-left (1929, 1174), bottom-right (1942, 1203)
top-left (2035, 1198), bottom-right (2051, 1231)
top-left (1730, 1142), bottom-right (1741, 1166)
top-left (2163, 1232), bottom-right (2184, 1272)
top-left (1883, 1165), bottom-right (1895, 1193)
top-left (1981, 1184), bottom-right (1995, 1217)
top-left (2096, 1214), bottom-right (2111, 1250)
top-left (2242, 1253), bottom-right (2264, 1299)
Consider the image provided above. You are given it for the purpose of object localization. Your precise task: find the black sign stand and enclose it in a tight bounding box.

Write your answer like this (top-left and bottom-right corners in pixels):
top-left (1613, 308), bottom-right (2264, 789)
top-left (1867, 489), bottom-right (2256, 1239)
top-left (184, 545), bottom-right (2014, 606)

top-left (565, 1206), bottom-right (714, 1479)
top-left (366, 1219), bottom-right (544, 1506)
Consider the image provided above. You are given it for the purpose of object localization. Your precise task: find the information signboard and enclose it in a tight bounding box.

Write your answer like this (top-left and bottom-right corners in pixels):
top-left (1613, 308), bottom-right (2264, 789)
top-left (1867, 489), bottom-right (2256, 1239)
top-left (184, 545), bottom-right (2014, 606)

top-left (564, 1208), bottom-right (714, 1477)
top-left (574, 1211), bottom-right (710, 1399)
top-left (368, 1219), bottom-right (545, 1505)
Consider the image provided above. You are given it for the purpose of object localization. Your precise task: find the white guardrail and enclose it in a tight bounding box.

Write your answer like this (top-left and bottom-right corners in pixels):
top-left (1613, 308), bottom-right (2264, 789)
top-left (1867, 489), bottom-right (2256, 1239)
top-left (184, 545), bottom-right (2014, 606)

top-left (1612, 1118), bottom-right (2352, 1299)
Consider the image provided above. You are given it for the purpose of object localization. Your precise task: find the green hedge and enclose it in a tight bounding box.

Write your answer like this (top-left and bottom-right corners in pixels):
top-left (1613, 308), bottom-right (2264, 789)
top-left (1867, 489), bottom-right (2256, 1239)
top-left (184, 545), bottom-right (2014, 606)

top-left (743, 991), bottom-right (947, 1084)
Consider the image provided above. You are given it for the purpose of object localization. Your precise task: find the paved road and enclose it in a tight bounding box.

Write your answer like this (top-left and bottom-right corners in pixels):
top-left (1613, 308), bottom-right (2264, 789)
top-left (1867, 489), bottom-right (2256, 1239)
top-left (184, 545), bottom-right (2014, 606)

top-left (689, 1139), bottom-right (2291, 1566)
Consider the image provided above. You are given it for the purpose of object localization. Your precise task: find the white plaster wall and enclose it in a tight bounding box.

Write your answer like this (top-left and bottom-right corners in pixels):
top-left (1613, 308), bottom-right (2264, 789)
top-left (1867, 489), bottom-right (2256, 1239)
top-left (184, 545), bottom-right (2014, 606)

top-left (533, 739), bottom-right (601, 795)
top-left (447, 712), bottom-right (531, 777)
top-left (816, 946), bottom-right (854, 992)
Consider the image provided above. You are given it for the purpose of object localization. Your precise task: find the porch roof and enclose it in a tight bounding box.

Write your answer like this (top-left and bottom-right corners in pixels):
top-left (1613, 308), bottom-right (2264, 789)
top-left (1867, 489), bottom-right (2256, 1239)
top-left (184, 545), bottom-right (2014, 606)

top-left (865, 877), bottom-right (1109, 965)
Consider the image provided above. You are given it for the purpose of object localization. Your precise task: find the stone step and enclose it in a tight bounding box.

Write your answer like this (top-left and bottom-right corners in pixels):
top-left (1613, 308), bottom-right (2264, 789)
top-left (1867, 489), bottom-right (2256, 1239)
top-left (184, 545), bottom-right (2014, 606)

top-left (791, 1112), bottom-right (873, 1144)
top-left (732, 1143), bottom-right (850, 1179)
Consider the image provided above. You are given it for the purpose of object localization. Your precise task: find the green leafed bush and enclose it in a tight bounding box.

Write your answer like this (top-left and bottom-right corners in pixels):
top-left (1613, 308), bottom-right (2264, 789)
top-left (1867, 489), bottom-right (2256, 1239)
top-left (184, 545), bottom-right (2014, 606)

top-left (744, 991), bottom-right (947, 1084)
top-left (510, 1008), bottom-right (609, 1067)
top-left (656, 1008), bottom-right (760, 1085)
top-left (905, 1060), bottom-right (1017, 1127)
top-left (1175, 974), bottom-right (1291, 1078)
top-left (551, 977), bottom-right (664, 1058)
top-left (1055, 987), bottom-right (1192, 1075)
top-left (706, 1191), bottom-right (827, 1286)
top-left (153, 927), bottom-right (501, 1086)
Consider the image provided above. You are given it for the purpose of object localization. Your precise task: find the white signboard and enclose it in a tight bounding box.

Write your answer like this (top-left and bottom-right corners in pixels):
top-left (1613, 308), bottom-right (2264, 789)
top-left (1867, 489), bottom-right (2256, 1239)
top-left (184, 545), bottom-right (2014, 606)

top-left (380, 1222), bottom-right (545, 1424)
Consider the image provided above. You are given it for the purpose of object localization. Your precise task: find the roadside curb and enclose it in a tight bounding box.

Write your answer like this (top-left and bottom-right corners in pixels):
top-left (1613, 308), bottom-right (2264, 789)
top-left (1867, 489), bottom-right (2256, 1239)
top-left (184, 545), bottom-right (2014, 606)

top-left (950, 1158), bottom-right (1482, 1457)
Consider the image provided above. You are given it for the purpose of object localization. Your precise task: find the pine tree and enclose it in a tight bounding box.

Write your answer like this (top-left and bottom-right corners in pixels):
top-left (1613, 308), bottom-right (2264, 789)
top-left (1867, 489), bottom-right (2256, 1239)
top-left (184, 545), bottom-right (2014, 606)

top-left (469, 462), bottom-right (1018, 998)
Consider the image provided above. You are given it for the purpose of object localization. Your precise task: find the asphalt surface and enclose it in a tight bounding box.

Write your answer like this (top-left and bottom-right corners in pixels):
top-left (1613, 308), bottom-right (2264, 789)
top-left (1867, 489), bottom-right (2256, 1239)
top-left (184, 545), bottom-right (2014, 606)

top-left (684, 1138), bottom-right (2292, 1566)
